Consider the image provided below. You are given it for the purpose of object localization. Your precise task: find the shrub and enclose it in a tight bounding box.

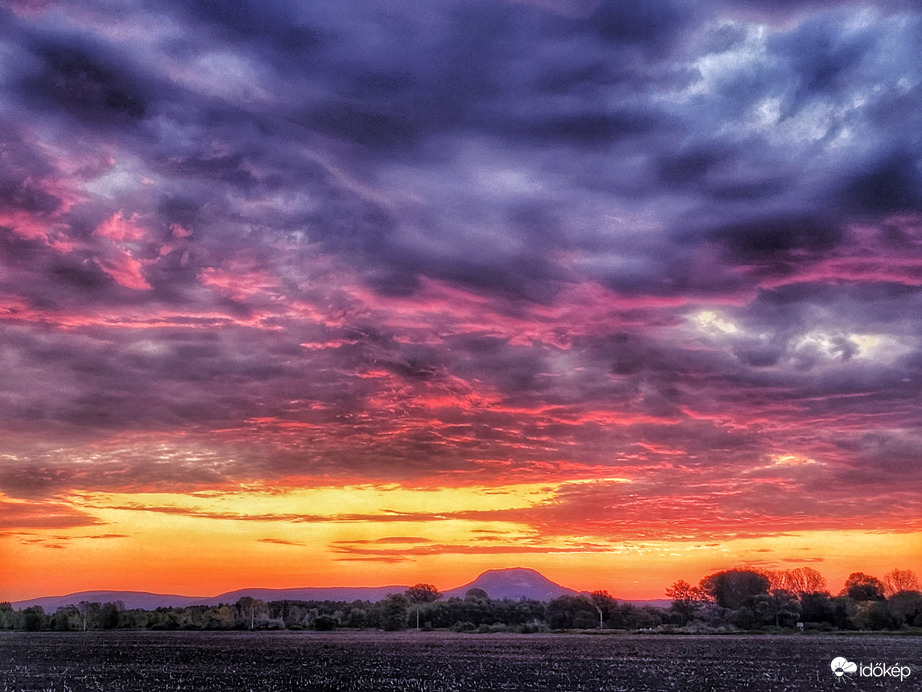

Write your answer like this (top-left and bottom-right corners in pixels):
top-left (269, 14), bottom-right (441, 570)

top-left (313, 615), bottom-right (338, 631)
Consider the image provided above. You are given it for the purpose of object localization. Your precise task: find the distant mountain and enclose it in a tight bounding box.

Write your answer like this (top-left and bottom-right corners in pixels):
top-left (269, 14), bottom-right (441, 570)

top-left (10, 590), bottom-right (207, 612)
top-left (11, 586), bottom-right (410, 611)
top-left (200, 586), bottom-right (408, 606)
top-left (10, 568), bottom-right (666, 610)
top-left (443, 567), bottom-right (578, 601)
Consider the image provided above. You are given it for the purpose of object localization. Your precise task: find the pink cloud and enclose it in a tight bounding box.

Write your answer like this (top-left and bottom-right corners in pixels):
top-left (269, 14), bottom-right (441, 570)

top-left (96, 252), bottom-right (151, 290)
top-left (94, 212), bottom-right (148, 243)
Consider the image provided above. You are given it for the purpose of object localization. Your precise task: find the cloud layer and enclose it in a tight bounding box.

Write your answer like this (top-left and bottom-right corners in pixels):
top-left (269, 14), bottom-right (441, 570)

top-left (1, 0), bottom-right (921, 543)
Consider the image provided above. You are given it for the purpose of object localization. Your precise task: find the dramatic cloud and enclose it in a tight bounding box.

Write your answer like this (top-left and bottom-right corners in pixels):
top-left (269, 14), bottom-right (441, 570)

top-left (1, 0), bottom-right (920, 594)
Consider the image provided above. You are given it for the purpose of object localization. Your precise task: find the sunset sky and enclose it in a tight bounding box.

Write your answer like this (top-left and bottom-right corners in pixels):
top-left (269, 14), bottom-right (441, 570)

top-left (2, 0), bottom-right (921, 602)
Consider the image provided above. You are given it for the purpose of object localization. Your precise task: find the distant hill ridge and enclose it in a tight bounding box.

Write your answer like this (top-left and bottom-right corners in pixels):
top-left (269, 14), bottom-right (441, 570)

top-left (443, 567), bottom-right (577, 601)
top-left (10, 590), bottom-right (208, 612)
top-left (10, 568), bottom-right (668, 610)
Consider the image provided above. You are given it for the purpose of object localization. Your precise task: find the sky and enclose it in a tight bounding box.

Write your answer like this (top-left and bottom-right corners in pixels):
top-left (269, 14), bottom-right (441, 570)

top-left (1, 0), bottom-right (921, 602)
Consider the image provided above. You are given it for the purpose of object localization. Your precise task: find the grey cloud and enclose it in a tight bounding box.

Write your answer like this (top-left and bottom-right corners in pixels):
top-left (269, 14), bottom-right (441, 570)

top-left (708, 215), bottom-right (845, 266)
top-left (769, 12), bottom-right (876, 113)
top-left (588, 0), bottom-right (695, 51)
top-left (21, 43), bottom-right (148, 124)
top-left (841, 153), bottom-right (922, 215)
top-left (0, 0), bottom-right (921, 537)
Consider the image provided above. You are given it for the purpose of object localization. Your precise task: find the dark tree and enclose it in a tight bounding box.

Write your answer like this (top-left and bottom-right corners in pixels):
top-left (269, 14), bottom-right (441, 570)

top-left (842, 572), bottom-right (885, 601)
top-left (608, 604), bottom-right (663, 630)
top-left (546, 595), bottom-right (599, 630)
top-left (666, 579), bottom-right (704, 623)
top-left (22, 606), bottom-right (46, 631)
top-left (313, 614), bottom-right (338, 631)
top-left (380, 593), bottom-right (410, 631)
top-left (801, 591), bottom-right (836, 625)
top-left (887, 590), bottom-right (922, 627)
top-left (699, 570), bottom-right (770, 610)
top-left (235, 596), bottom-right (255, 628)
top-left (751, 590), bottom-right (801, 628)
top-left (589, 591), bottom-right (617, 628)
top-left (0, 602), bottom-right (13, 630)
top-left (858, 601), bottom-right (899, 630)
top-left (405, 583), bottom-right (442, 603)
top-left (100, 602), bottom-right (120, 629)
top-left (830, 596), bottom-right (858, 630)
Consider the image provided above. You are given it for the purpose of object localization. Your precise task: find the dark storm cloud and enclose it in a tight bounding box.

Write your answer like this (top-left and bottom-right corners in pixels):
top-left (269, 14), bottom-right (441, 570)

top-left (709, 215), bottom-right (844, 263)
top-left (841, 153), bottom-right (922, 215)
top-left (0, 0), bottom-right (921, 541)
top-left (20, 43), bottom-right (148, 124)
top-left (589, 1), bottom-right (694, 50)
top-left (3, 0), bottom-right (912, 304)
top-left (110, 0), bottom-right (698, 300)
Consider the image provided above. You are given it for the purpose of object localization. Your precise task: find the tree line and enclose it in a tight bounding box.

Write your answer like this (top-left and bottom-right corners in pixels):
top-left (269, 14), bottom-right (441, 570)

top-left (665, 566), bottom-right (922, 631)
top-left (2, 567), bottom-right (919, 633)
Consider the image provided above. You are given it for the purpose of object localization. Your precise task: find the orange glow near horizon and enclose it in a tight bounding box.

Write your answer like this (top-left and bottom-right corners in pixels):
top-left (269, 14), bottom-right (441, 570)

top-left (2, 484), bottom-right (919, 603)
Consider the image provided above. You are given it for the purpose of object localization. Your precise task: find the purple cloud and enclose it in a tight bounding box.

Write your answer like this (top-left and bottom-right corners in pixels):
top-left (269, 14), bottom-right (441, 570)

top-left (0, 0), bottom-right (920, 543)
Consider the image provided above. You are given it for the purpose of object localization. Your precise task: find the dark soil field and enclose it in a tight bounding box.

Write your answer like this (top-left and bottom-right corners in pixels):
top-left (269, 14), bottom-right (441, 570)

top-left (1, 631), bottom-right (918, 692)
